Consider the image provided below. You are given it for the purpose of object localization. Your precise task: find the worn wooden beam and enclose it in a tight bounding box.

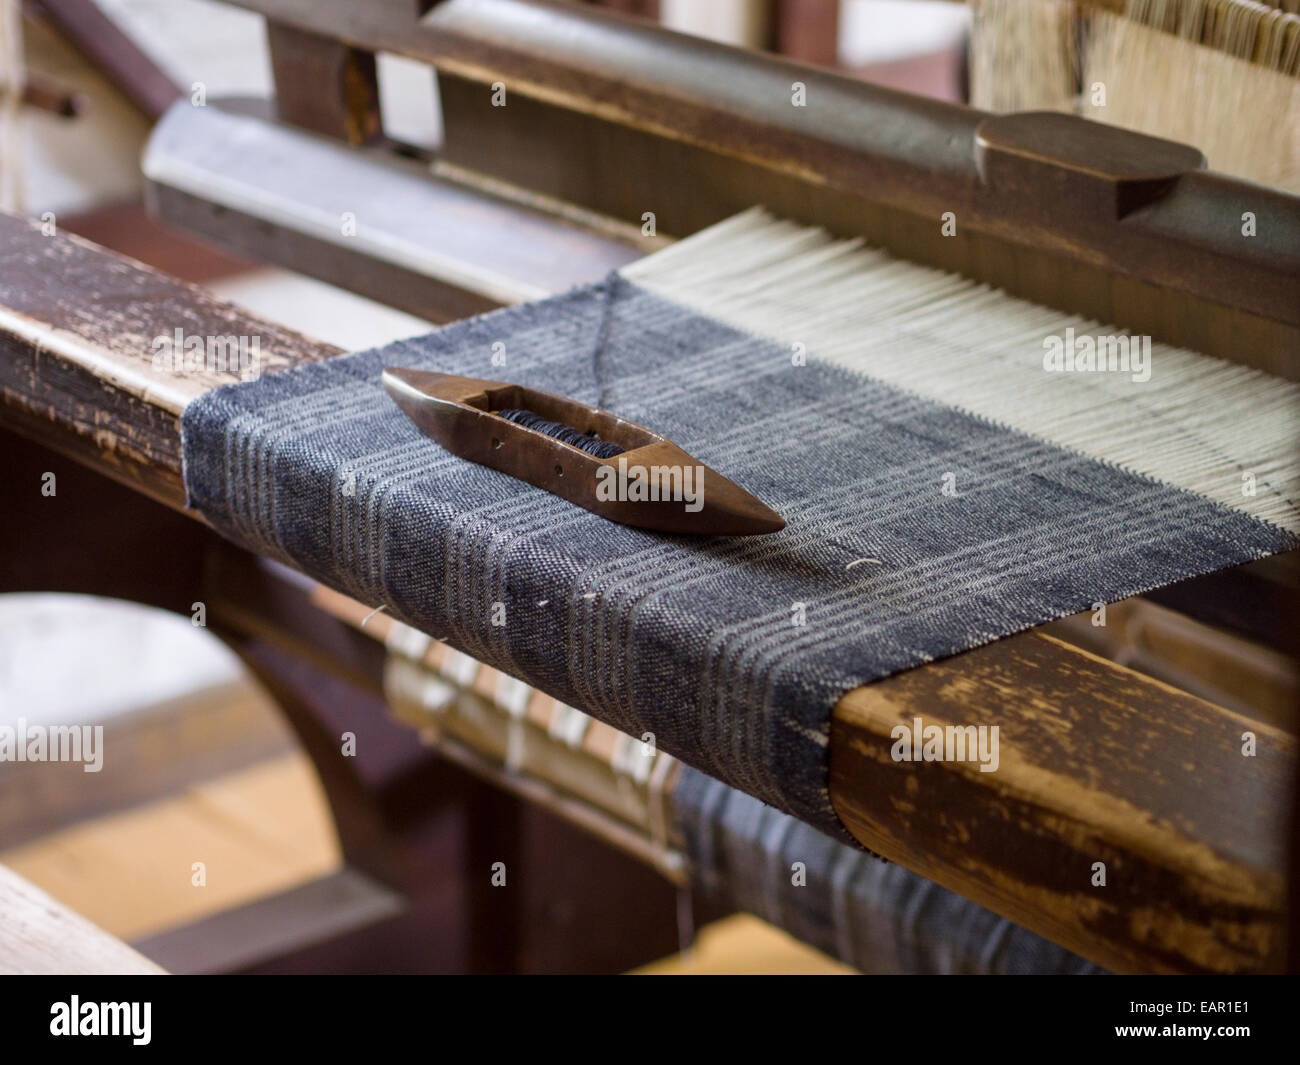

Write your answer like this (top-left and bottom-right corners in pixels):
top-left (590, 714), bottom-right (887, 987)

top-left (142, 103), bottom-right (648, 324)
top-left (0, 212), bottom-right (1292, 972)
top-left (832, 633), bottom-right (1294, 974)
top-left (0, 863), bottom-right (165, 975)
top-left (31, 0), bottom-right (183, 121)
top-left (0, 213), bottom-right (334, 507)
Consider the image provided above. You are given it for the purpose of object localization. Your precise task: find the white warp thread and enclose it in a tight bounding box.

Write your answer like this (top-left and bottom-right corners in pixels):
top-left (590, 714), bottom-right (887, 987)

top-left (623, 208), bottom-right (1300, 534)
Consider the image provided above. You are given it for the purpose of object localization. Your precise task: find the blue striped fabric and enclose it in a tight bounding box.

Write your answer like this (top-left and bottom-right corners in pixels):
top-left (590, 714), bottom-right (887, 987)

top-left (675, 766), bottom-right (1103, 973)
top-left (180, 277), bottom-right (1294, 835)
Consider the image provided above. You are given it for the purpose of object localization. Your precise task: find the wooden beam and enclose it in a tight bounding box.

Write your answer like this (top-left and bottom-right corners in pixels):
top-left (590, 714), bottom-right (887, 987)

top-left (0, 213), bottom-right (334, 507)
top-left (0, 212), bottom-right (1291, 972)
top-left (132, 869), bottom-right (402, 975)
top-left (31, 0), bottom-right (182, 121)
top-left (266, 21), bottom-right (383, 146)
top-left (0, 863), bottom-right (165, 975)
top-left (832, 633), bottom-right (1293, 974)
top-left (142, 103), bottom-right (647, 324)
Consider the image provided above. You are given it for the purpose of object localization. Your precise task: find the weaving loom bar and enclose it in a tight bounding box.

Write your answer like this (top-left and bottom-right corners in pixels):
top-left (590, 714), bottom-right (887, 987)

top-left (0, 217), bottom-right (332, 508)
top-left (0, 213), bottom-right (1289, 973)
top-left (832, 639), bottom-right (1293, 974)
top-left (141, 80), bottom-right (1298, 372)
top-left (142, 102), bottom-right (650, 325)
top-left (265, 21), bottom-right (383, 147)
top-left (428, 71), bottom-right (1300, 373)
top-left (223, 0), bottom-right (1300, 348)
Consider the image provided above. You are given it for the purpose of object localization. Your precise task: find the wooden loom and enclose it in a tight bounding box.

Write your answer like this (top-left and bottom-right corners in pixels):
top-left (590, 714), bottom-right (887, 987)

top-left (1, 0), bottom-right (1298, 974)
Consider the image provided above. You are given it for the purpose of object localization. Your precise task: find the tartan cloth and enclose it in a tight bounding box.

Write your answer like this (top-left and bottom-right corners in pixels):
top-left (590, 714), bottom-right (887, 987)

top-left (675, 766), bottom-right (1103, 974)
top-left (180, 276), bottom-right (1294, 835)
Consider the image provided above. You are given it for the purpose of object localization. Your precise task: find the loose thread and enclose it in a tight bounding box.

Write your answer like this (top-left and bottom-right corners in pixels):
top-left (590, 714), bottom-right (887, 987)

top-left (588, 271), bottom-right (620, 409)
top-left (491, 273), bottom-right (627, 459)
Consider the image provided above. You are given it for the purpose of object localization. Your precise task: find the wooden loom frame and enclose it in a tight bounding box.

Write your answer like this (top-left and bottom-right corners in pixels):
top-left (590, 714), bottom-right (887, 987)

top-left (1, 0), bottom-right (1297, 974)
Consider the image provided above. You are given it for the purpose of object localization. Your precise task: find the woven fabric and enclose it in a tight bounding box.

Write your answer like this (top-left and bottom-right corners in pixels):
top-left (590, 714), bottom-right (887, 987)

top-left (180, 276), bottom-right (1294, 834)
top-left (675, 766), bottom-right (1102, 974)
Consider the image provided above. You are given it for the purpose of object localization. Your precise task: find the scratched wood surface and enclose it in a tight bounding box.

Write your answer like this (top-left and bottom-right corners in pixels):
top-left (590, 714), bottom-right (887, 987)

top-left (0, 215), bottom-right (336, 506)
top-left (0, 213), bottom-right (1292, 973)
top-left (832, 634), bottom-right (1294, 974)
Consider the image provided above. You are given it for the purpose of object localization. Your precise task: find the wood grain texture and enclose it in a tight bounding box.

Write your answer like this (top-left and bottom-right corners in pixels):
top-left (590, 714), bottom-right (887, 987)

top-left (267, 21), bottom-right (383, 146)
top-left (0, 212), bottom-right (337, 506)
top-left (0, 862), bottom-right (165, 975)
top-left (831, 632), bottom-right (1294, 973)
top-left (0, 212), bottom-right (1292, 973)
